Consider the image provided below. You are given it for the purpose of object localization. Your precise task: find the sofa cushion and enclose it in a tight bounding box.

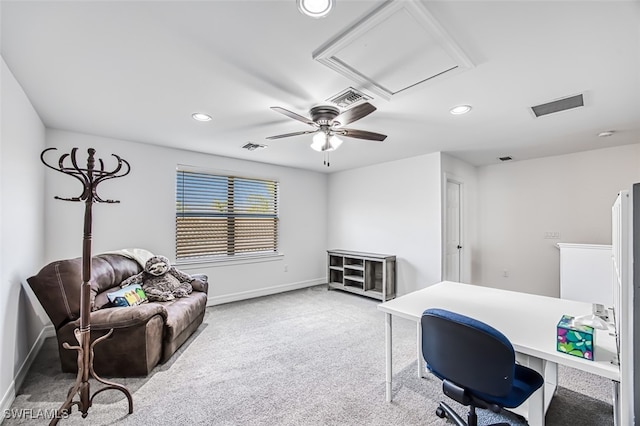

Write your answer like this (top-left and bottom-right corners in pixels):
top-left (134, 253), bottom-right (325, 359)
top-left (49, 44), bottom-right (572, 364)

top-left (162, 291), bottom-right (208, 345)
top-left (91, 255), bottom-right (142, 310)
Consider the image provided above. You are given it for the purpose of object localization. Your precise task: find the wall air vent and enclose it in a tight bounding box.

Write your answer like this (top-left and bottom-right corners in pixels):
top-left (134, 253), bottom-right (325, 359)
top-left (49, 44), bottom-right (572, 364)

top-left (531, 94), bottom-right (584, 118)
top-left (242, 142), bottom-right (267, 151)
top-left (327, 87), bottom-right (371, 109)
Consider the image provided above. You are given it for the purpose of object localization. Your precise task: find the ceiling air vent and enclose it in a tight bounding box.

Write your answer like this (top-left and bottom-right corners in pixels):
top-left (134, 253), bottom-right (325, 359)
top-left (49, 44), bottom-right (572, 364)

top-left (242, 142), bottom-right (267, 151)
top-left (327, 87), bottom-right (371, 109)
top-left (498, 156), bottom-right (513, 162)
top-left (531, 94), bottom-right (584, 118)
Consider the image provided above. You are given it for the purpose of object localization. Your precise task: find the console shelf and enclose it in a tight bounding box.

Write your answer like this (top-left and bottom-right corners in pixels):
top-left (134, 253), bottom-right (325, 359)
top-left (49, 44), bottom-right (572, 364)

top-left (327, 249), bottom-right (396, 301)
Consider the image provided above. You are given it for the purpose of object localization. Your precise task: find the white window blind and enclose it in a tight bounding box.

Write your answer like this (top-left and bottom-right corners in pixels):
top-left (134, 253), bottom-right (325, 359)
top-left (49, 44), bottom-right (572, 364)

top-left (176, 170), bottom-right (278, 261)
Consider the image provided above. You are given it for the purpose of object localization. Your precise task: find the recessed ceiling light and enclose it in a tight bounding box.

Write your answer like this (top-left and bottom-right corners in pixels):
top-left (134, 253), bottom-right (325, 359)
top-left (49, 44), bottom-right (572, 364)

top-left (297, 0), bottom-right (333, 18)
top-left (598, 130), bottom-right (615, 137)
top-left (192, 112), bottom-right (212, 122)
top-left (450, 105), bottom-right (472, 115)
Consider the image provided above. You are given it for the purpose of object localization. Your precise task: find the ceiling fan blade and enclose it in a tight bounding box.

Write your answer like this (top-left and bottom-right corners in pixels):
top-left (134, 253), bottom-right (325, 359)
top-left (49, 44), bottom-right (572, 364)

top-left (270, 107), bottom-right (316, 126)
top-left (266, 129), bottom-right (319, 140)
top-left (335, 102), bottom-right (376, 126)
top-left (338, 128), bottom-right (387, 141)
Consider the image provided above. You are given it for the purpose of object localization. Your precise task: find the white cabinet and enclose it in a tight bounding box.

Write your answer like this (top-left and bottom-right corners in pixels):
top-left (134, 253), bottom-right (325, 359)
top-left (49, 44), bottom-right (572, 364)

top-left (557, 243), bottom-right (613, 306)
top-left (327, 250), bottom-right (396, 301)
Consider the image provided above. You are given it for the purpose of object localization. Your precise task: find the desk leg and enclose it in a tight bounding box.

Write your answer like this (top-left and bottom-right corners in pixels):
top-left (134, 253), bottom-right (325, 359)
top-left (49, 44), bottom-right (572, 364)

top-left (612, 380), bottom-right (619, 426)
top-left (385, 313), bottom-right (392, 403)
top-left (417, 322), bottom-right (426, 378)
top-left (546, 361), bottom-right (558, 397)
top-left (527, 357), bottom-right (546, 426)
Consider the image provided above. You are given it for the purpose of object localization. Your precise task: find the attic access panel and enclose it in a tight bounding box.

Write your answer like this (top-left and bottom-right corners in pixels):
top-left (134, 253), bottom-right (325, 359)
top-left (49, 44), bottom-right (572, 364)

top-left (313, 1), bottom-right (473, 100)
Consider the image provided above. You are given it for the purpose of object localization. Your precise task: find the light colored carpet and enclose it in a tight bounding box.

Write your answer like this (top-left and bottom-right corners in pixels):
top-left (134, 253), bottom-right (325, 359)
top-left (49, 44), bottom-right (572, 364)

top-left (5, 285), bottom-right (614, 425)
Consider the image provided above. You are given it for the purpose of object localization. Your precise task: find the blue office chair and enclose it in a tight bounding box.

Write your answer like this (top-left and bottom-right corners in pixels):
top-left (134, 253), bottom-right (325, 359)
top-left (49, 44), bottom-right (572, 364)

top-left (421, 308), bottom-right (544, 426)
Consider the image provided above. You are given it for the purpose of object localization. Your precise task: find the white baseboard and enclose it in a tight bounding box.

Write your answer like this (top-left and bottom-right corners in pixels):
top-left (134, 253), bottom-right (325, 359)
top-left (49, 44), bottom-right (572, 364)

top-left (207, 278), bottom-right (326, 306)
top-left (0, 324), bottom-right (54, 424)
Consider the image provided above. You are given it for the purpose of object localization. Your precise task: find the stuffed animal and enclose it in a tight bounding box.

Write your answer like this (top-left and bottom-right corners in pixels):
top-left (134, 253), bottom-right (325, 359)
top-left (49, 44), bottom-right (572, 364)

top-left (120, 255), bottom-right (193, 302)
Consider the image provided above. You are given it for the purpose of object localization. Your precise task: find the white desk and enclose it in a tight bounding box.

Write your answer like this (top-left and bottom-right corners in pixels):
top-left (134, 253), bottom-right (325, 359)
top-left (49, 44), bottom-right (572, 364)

top-left (377, 281), bottom-right (620, 426)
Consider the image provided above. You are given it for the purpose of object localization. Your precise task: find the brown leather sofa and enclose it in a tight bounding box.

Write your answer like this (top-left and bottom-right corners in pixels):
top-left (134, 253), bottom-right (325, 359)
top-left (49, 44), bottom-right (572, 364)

top-left (27, 253), bottom-right (208, 377)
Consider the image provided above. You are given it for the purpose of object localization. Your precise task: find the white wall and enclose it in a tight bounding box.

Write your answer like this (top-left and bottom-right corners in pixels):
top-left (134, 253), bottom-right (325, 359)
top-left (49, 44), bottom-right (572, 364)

top-left (327, 152), bottom-right (442, 296)
top-left (477, 144), bottom-right (640, 297)
top-left (44, 129), bottom-right (328, 304)
top-left (441, 153), bottom-right (479, 284)
top-left (0, 58), bottom-right (47, 414)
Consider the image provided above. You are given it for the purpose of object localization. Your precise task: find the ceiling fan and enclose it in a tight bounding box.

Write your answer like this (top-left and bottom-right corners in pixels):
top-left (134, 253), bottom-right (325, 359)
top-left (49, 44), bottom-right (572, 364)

top-left (266, 102), bottom-right (387, 166)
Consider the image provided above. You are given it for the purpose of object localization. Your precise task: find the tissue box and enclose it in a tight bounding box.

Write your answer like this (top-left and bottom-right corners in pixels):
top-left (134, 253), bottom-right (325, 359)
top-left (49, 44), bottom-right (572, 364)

top-left (557, 315), bottom-right (594, 361)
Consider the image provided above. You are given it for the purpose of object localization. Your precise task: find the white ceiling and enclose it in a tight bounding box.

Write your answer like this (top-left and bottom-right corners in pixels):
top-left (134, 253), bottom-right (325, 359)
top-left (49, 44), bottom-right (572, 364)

top-left (2, 0), bottom-right (639, 173)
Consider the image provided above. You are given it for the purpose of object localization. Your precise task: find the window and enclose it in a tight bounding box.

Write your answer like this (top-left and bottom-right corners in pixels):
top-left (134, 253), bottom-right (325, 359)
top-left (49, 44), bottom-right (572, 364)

top-left (176, 169), bottom-right (278, 261)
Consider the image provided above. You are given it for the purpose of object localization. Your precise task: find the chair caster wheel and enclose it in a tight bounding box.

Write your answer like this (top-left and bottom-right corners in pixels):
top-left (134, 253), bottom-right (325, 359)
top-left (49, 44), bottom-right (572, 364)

top-left (436, 406), bottom-right (446, 418)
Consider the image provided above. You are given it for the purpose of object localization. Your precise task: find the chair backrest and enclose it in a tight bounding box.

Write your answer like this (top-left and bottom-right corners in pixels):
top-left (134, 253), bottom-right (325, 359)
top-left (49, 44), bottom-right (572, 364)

top-left (421, 308), bottom-right (515, 398)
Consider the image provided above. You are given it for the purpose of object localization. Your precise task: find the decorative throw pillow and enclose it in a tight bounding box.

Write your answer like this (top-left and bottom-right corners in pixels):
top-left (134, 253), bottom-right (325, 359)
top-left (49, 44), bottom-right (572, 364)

top-left (107, 284), bottom-right (148, 307)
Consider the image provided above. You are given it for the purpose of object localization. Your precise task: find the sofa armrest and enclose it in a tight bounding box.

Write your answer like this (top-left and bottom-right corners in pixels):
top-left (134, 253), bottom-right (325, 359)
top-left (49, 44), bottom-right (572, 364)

top-left (86, 303), bottom-right (168, 330)
top-left (191, 274), bottom-right (209, 294)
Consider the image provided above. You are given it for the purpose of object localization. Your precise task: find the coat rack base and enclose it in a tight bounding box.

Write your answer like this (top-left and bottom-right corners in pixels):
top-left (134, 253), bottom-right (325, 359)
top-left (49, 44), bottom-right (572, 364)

top-left (51, 327), bottom-right (133, 425)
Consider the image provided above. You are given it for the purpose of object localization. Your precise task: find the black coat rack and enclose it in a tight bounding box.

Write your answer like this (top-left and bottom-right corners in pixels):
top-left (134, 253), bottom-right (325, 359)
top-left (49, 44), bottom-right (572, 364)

top-left (40, 147), bottom-right (132, 424)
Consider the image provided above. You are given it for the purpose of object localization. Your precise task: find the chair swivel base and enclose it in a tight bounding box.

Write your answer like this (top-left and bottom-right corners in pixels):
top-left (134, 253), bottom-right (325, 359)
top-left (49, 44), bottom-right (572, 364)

top-left (436, 401), bottom-right (510, 426)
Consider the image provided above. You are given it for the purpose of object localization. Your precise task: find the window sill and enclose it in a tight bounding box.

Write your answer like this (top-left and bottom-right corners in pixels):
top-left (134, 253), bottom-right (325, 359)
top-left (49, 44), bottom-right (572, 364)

top-left (175, 252), bottom-right (284, 269)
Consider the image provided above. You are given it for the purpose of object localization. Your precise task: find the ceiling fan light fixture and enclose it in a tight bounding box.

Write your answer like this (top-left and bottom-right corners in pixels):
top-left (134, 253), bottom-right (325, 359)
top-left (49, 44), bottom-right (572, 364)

top-left (297, 0), bottom-right (333, 18)
top-left (192, 112), bottom-right (212, 122)
top-left (330, 135), bottom-right (343, 150)
top-left (311, 132), bottom-right (342, 152)
top-left (450, 105), bottom-right (472, 115)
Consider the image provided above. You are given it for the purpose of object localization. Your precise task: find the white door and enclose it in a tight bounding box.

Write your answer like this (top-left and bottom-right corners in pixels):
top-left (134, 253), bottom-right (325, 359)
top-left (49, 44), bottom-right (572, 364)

top-left (444, 180), bottom-right (462, 282)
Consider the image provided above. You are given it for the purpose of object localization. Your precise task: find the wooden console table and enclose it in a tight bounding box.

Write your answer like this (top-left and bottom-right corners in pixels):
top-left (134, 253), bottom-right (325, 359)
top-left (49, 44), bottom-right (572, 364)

top-left (327, 250), bottom-right (396, 301)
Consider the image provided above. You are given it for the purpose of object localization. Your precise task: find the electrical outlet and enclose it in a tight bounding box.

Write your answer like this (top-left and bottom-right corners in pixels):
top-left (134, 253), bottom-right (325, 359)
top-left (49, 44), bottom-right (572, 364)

top-left (544, 231), bottom-right (561, 239)
top-left (503, 270), bottom-right (509, 278)
top-left (284, 264), bottom-right (288, 272)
